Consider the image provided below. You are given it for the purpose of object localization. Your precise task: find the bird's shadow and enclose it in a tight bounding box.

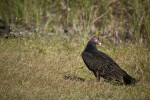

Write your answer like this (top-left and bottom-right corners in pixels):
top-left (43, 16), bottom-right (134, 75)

top-left (104, 80), bottom-right (124, 86)
top-left (104, 79), bottom-right (138, 86)
top-left (63, 75), bottom-right (136, 86)
top-left (63, 75), bottom-right (85, 82)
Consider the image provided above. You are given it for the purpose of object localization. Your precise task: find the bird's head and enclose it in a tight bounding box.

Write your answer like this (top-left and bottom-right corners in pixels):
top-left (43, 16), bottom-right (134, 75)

top-left (90, 37), bottom-right (101, 46)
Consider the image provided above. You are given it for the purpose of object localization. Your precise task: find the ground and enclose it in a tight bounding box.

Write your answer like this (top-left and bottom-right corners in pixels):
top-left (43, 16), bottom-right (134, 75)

top-left (0, 36), bottom-right (150, 100)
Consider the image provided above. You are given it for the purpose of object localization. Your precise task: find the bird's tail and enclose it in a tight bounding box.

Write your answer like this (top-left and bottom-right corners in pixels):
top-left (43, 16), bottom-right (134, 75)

top-left (123, 74), bottom-right (136, 85)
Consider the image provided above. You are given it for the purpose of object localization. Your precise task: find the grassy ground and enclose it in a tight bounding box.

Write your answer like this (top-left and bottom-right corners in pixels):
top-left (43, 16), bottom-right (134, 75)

top-left (0, 36), bottom-right (150, 100)
top-left (0, 0), bottom-right (150, 99)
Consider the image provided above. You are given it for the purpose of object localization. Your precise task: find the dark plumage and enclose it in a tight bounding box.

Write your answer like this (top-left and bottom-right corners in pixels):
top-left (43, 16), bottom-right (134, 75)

top-left (82, 37), bottom-right (136, 85)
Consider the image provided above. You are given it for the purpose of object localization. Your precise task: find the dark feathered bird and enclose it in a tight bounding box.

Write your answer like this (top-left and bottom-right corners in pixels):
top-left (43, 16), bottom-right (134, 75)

top-left (82, 37), bottom-right (136, 85)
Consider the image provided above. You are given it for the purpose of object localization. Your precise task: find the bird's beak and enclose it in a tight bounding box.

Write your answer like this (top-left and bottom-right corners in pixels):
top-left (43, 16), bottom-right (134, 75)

top-left (99, 42), bottom-right (101, 46)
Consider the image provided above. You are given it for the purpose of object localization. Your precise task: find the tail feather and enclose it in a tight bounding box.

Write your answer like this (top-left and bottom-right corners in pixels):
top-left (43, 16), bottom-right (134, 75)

top-left (123, 74), bottom-right (136, 85)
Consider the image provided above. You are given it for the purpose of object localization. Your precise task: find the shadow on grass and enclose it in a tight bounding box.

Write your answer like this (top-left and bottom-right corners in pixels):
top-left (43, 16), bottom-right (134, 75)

top-left (63, 75), bottom-right (137, 86)
top-left (104, 79), bottom-right (139, 86)
top-left (63, 75), bottom-right (85, 82)
top-left (103, 80), bottom-right (124, 86)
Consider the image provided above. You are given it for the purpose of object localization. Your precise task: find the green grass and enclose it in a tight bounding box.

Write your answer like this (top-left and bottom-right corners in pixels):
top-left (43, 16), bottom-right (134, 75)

top-left (0, 0), bottom-right (150, 42)
top-left (0, 36), bottom-right (150, 99)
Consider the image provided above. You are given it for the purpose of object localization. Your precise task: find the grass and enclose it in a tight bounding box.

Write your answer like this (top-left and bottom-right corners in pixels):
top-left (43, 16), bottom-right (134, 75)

top-left (0, 1), bottom-right (150, 99)
top-left (0, 0), bottom-right (150, 42)
top-left (0, 36), bottom-right (150, 99)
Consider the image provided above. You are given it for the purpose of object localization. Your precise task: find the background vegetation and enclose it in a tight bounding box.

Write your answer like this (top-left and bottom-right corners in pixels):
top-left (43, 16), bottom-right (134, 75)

top-left (0, 0), bottom-right (150, 43)
top-left (0, 0), bottom-right (150, 99)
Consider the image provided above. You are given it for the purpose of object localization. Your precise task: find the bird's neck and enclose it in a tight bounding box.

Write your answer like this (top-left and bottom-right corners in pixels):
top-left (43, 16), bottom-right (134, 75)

top-left (84, 41), bottom-right (98, 52)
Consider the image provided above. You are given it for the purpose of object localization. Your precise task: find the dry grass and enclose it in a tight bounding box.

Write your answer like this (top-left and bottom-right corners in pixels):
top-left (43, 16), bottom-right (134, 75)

top-left (0, 36), bottom-right (150, 100)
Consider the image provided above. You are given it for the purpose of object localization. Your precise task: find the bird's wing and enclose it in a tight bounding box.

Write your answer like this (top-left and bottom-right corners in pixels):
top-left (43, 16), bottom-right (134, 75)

top-left (97, 51), bottom-right (127, 76)
top-left (82, 51), bottom-right (127, 76)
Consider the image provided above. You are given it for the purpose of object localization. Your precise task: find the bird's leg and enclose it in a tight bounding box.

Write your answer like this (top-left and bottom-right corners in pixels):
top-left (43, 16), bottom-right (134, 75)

top-left (94, 71), bottom-right (100, 82)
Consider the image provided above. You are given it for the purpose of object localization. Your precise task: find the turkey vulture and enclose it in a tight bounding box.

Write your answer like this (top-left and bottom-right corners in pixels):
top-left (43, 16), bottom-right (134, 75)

top-left (82, 37), bottom-right (136, 85)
